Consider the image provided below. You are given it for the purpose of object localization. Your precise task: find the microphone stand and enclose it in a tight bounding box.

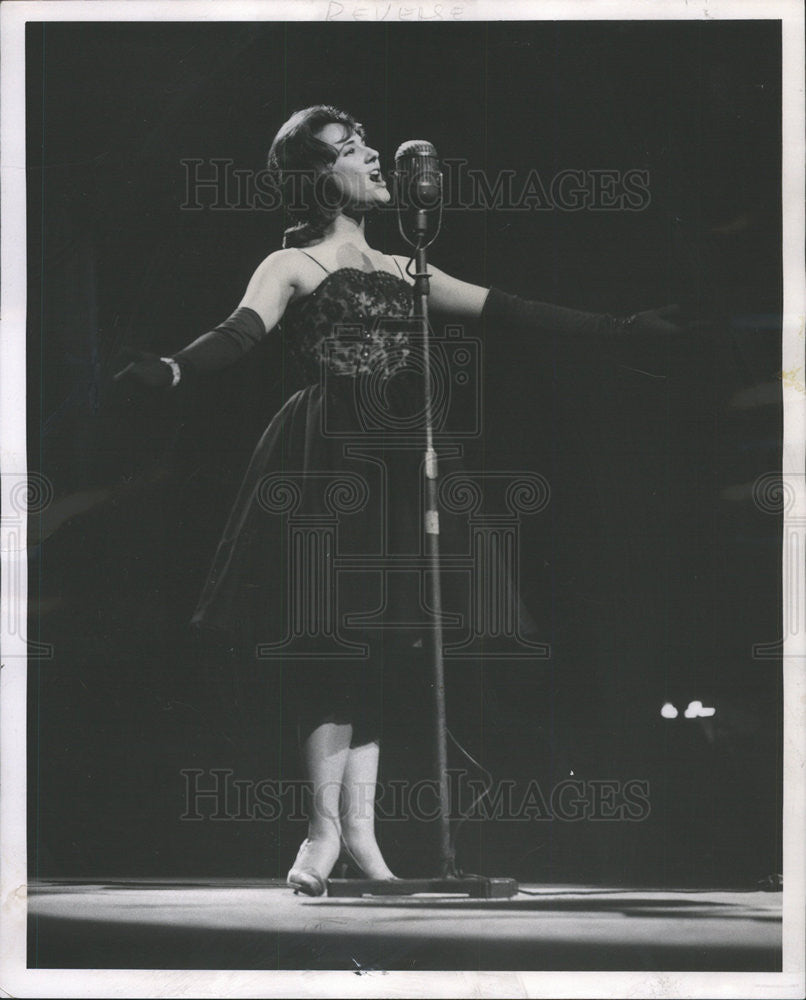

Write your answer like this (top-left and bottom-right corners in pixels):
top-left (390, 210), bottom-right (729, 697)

top-left (413, 218), bottom-right (452, 880)
top-left (326, 200), bottom-right (518, 900)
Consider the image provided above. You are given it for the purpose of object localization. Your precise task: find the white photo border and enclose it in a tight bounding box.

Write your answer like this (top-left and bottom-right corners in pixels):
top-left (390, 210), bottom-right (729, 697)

top-left (1, 1), bottom-right (803, 997)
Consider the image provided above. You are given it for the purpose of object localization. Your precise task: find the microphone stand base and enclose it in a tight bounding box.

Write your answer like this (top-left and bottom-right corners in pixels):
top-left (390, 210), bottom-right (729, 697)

top-left (326, 876), bottom-right (519, 898)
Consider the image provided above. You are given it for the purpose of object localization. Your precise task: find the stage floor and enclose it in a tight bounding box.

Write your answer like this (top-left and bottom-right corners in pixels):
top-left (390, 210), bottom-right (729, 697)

top-left (28, 878), bottom-right (782, 971)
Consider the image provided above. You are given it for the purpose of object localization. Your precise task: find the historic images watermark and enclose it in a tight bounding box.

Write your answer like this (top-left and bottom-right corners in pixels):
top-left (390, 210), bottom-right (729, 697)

top-left (1, 472), bottom-right (54, 658)
top-left (317, 322), bottom-right (482, 440)
top-left (750, 471), bottom-right (805, 660)
top-left (180, 159), bottom-right (651, 214)
top-left (173, 150), bottom-right (655, 665)
top-left (251, 465), bottom-right (551, 662)
top-left (180, 768), bottom-right (651, 824)
top-left (250, 323), bottom-right (550, 662)
top-left (175, 152), bottom-right (650, 664)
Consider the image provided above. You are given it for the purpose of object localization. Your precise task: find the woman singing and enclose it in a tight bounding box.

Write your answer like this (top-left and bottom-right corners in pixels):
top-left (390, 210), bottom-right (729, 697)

top-left (116, 104), bottom-right (683, 896)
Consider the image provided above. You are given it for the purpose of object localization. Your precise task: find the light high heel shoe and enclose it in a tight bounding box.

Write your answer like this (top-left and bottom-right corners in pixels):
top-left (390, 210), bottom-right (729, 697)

top-left (286, 838), bottom-right (334, 897)
top-left (338, 837), bottom-right (398, 881)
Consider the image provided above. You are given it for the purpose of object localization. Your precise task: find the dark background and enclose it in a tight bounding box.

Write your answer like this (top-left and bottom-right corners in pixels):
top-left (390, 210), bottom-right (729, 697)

top-left (26, 20), bottom-right (782, 889)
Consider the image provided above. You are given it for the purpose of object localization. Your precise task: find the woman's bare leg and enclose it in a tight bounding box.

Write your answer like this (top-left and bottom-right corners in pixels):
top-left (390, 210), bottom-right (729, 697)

top-left (288, 720), bottom-right (352, 890)
top-left (340, 739), bottom-right (396, 879)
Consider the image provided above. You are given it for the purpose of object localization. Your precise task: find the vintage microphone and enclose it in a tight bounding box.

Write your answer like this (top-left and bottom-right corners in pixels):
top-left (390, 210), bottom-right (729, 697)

top-left (392, 138), bottom-right (443, 247)
top-left (327, 140), bottom-right (517, 899)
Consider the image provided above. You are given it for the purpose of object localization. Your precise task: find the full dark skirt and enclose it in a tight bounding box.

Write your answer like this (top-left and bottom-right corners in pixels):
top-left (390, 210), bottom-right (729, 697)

top-left (190, 371), bottom-right (538, 726)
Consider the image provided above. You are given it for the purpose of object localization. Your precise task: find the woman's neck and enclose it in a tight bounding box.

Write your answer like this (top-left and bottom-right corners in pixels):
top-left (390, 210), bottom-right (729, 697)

top-left (321, 211), bottom-right (369, 249)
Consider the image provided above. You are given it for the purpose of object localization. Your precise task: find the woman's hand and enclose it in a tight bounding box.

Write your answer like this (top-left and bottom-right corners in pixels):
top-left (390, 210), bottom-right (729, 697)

top-left (113, 349), bottom-right (174, 388)
top-left (620, 304), bottom-right (700, 336)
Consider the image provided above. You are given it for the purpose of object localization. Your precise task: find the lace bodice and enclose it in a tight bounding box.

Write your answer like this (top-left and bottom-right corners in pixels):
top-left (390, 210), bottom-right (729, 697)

top-left (281, 267), bottom-right (415, 383)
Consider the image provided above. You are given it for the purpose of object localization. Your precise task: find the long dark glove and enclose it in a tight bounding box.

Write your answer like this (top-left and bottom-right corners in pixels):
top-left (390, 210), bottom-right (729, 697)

top-left (172, 306), bottom-right (267, 373)
top-left (481, 287), bottom-right (694, 377)
top-left (482, 287), bottom-right (686, 341)
top-left (113, 306), bottom-right (267, 387)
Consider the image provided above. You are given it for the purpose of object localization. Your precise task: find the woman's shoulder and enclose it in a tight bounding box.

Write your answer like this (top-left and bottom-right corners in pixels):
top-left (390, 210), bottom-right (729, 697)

top-left (249, 247), bottom-right (332, 299)
top-left (252, 247), bottom-right (310, 281)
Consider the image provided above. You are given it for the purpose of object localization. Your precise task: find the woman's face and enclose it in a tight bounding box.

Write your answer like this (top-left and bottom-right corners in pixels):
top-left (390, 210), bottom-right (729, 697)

top-left (315, 122), bottom-right (390, 210)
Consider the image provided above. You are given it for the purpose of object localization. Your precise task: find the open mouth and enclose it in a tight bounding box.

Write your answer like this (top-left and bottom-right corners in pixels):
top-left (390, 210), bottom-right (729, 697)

top-left (368, 168), bottom-right (385, 184)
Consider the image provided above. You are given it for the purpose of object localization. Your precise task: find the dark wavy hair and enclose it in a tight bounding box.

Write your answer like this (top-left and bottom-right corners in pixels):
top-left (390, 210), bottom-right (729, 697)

top-left (267, 105), bottom-right (366, 249)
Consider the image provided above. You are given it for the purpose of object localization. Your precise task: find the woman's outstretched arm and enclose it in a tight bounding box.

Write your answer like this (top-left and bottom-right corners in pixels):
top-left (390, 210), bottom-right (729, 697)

top-left (422, 260), bottom-right (699, 385)
top-left (425, 260), bottom-right (684, 340)
top-left (411, 260), bottom-right (491, 318)
top-left (114, 250), bottom-right (300, 386)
